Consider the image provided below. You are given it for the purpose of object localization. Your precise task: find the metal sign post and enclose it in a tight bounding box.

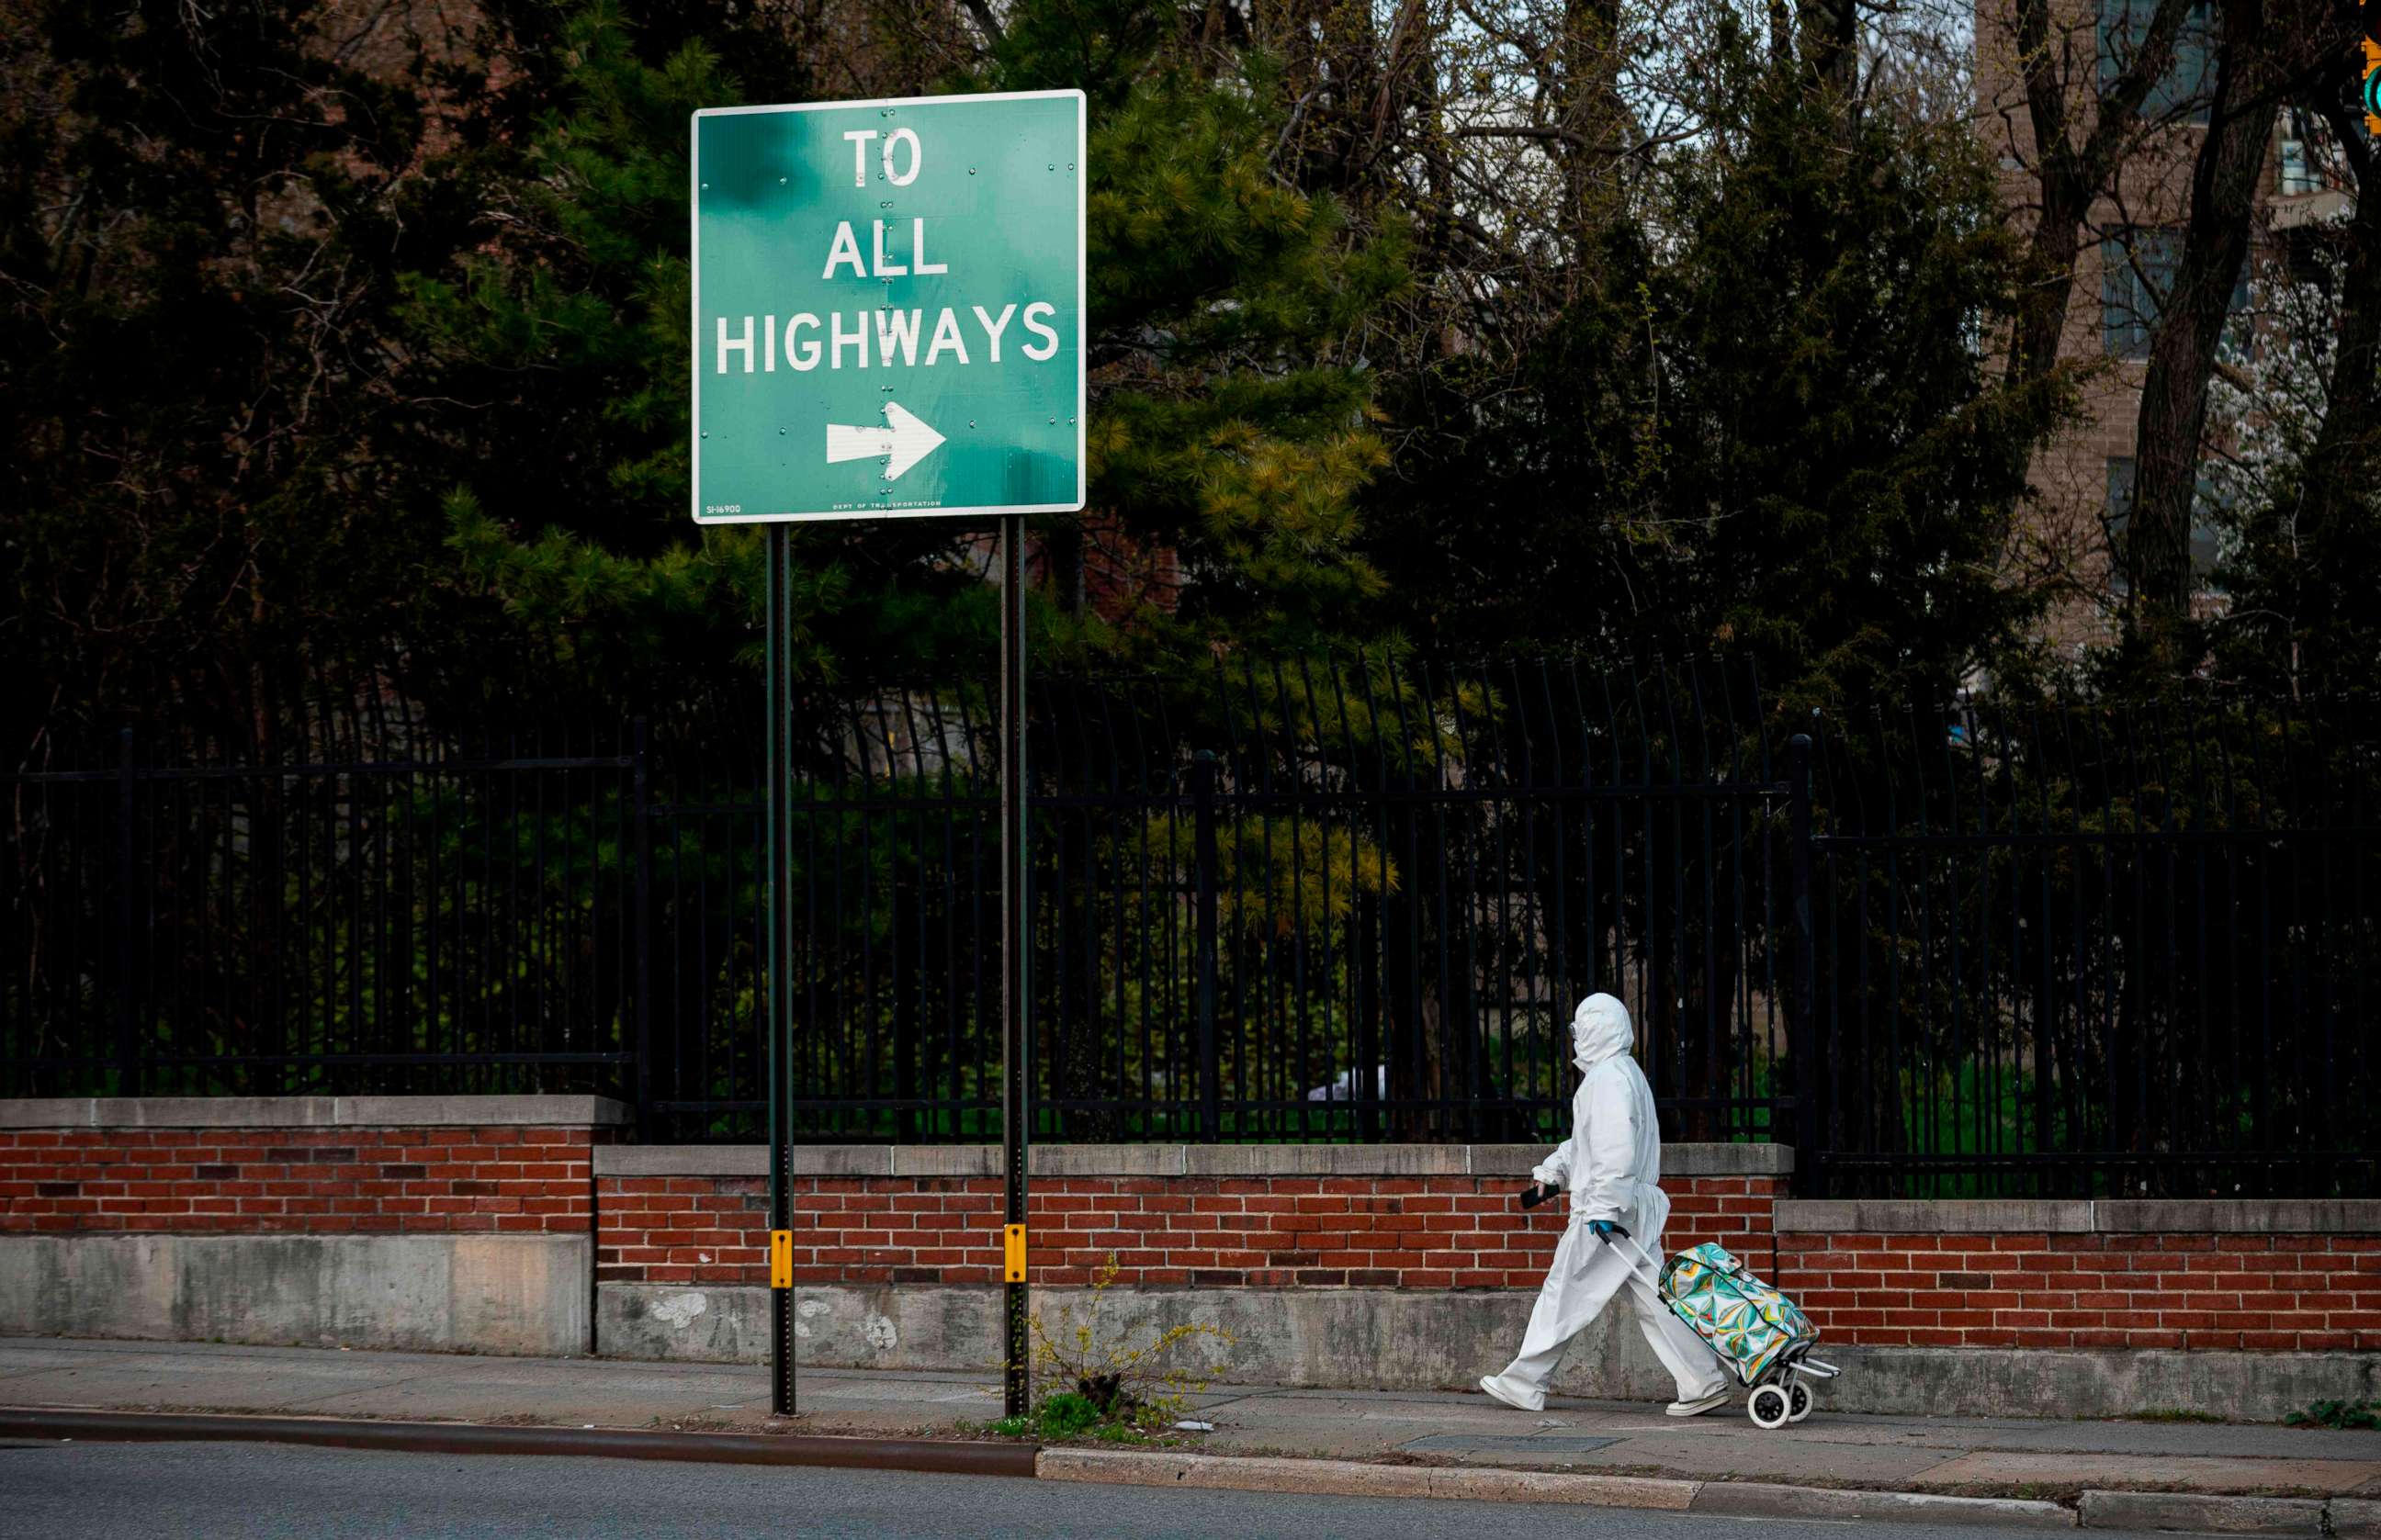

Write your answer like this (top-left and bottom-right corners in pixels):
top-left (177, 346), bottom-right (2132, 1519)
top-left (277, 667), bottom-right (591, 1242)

top-left (764, 524), bottom-right (796, 1418)
top-left (692, 89), bottom-right (1084, 1422)
top-left (999, 513), bottom-right (1031, 1418)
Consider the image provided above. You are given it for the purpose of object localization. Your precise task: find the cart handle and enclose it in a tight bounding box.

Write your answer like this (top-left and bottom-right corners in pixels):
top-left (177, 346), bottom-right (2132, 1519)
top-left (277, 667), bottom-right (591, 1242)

top-left (1593, 1228), bottom-right (1668, 1288)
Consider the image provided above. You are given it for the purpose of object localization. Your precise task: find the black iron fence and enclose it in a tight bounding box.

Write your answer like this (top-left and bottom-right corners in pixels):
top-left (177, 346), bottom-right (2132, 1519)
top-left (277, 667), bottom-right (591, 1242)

top-left (1807, 696), bottom-right (2381, 1199)
top-left (728, 660), bottom-right (1801, 1152)
top-left (4, 707), bottom-right (648, 1100)
top-left (6, 663), bottom-right (2375, 1197)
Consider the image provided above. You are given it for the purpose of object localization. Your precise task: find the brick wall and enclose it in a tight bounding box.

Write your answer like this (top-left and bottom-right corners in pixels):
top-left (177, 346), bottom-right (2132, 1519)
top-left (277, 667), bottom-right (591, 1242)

top-left (594, 1163), bottom-right (2381, 1360)
top-left (0, 1100), bottom-right (617, 1236)
top-left (1774, 1201), bottom-right (2381, 1355)
top-left (13, 1107), bottom-right (2376, 1366)
top-left (594, 1167), bottom-right (1783, 1290)
top-left (1780, 1231), bottom-right (2381, 1354)
top-left (0, 1095), bottom-right (628, 1237)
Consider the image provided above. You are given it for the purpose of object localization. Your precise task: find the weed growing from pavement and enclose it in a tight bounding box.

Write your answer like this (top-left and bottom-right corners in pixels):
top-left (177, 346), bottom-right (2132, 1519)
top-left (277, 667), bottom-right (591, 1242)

top-left (2285, 1399), bottom-right (2381, 1430)
top-left (990, 1256), bottom-right (1233, 1441)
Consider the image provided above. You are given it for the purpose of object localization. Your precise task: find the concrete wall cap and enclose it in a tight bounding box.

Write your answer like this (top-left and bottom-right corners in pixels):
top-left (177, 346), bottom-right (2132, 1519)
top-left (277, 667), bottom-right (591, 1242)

top-left (1031, 1145), bottom-right (1187, 1178)
top-left (594, 1145), bottom-right (944, 1177)
top-left (1780, 1198), bottom-right (2381, 1235)
top-left (1472, 1143), bottom-right (1792, 1178)
top-left (888, 1146), bottom-right (998, 1179)
top-left (1778, 1199), bottom-right (2095, 1233)
top-left (1184, 1145), bottom-right (1471, 1177)
top-left (590, 1141), bottom-right (1794, 1181)
top-left (1663, 1143), bottom-right (1795, 1176)
top-left (0, 1096), bottom-right (630, 1130)
top-left (0, 1099), bottom-right (125, 1129)
top-left (2092, 1200), bottom-right (2381, 1234)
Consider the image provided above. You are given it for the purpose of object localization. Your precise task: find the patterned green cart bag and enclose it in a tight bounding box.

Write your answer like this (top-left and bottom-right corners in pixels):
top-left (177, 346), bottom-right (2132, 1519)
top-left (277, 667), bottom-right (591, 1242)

top-left (1657, 1242), bottom-right (1819, 1384)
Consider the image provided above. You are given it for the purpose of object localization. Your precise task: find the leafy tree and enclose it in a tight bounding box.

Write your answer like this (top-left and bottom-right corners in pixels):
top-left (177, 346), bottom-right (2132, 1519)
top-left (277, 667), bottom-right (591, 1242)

top-left (2203, 209), bottom-right (2381, 695)
top-left (1363, 28), bottom-right (2071, 714)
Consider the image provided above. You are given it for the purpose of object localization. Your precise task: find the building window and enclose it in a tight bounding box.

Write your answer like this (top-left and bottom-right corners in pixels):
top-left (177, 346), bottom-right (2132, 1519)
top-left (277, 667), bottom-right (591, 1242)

top-left (2106, 457), bottom-right (2136, 594)
top-left (2190, 478), bottom-right (2224, 582)
top-left (2100, 228), bottom-right (2251, 361)
top-left (2104, 455), bottom-right (2222, 593)
top-left (2103, 231), bottom-right (2177, 360)
top-left (2280, 137), bottom-right (2315, 197)
top-left (2097, 0), bottom-right (2216, 124)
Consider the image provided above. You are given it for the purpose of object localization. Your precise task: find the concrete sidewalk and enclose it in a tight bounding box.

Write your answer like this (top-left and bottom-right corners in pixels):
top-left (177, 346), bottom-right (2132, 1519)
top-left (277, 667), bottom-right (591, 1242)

top-left (4, 1336), bottom-right (2380, 1505)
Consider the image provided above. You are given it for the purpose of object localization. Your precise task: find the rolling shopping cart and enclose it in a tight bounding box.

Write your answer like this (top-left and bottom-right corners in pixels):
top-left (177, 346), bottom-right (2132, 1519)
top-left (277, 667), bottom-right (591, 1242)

top-left (1608, 1235), bottom-right (1843, 1428)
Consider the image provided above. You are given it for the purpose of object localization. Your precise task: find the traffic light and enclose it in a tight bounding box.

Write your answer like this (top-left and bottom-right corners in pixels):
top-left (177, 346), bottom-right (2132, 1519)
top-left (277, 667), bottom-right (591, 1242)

top-left (2368, 1), bottom-right (2380, 135)
top-left (2367, 35), bottom-right (2379, 137)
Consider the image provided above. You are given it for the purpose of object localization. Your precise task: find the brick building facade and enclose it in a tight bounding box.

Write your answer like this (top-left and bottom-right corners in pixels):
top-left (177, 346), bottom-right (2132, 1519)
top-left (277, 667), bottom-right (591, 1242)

top-left (1973, 0), bottom-right (2353, 648)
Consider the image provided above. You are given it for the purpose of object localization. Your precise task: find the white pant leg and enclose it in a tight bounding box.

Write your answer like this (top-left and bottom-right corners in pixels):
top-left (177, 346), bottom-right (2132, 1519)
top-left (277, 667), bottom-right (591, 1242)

top-left (1620, 1254), bottom-right (1728, 1400)
top-left (1502, 1229), bottom-right (1725, 1402)
top-left (1497, 1227), bottom-right (1628, 1399)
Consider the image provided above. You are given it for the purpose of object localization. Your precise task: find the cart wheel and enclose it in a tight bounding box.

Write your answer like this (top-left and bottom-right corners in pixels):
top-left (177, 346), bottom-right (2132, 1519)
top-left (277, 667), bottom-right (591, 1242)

top-left (1788, 1381), bottom-right (1813, 1422)
top-left (1747, 1385), bottom-right (1793, 1430)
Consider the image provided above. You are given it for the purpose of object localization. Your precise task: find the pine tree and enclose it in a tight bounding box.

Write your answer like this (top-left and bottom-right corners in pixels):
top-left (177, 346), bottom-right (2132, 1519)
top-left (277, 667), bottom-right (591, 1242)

top-left (2, 0), bottom-right (456, 754)
top-left (391, 0), bottom-right (1409, 706)
top-left (393, 3), bottom-right (992, 708)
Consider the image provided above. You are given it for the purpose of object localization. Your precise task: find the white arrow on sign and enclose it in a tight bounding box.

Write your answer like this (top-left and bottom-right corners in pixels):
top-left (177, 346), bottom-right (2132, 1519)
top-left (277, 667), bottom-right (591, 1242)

top-left (825, 401), bottom-right (947, 482)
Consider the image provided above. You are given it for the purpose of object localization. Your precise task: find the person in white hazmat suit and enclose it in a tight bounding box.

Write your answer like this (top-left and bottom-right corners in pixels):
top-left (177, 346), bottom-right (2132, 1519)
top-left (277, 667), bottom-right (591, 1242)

top-left (1479, 993), bottom-right (1732, 1416)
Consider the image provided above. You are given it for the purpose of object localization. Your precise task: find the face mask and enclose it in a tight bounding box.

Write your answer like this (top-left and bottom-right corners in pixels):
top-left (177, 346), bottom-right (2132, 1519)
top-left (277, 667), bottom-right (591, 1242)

top-left (1571, 994), bottom-right (1634, 1070)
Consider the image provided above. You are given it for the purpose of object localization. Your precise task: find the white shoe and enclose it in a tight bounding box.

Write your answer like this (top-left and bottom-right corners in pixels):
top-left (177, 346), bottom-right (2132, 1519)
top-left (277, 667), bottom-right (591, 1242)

top-left (1479, 1374), bottom-right (1543, 1412)
top-left (1665, 1389), bottom-right (1731, 1418)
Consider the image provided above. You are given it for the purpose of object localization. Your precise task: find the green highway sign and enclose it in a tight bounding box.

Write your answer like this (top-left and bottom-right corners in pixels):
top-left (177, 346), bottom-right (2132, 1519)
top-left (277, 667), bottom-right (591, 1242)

top-left (690, 91), bottom-right (1086, 523)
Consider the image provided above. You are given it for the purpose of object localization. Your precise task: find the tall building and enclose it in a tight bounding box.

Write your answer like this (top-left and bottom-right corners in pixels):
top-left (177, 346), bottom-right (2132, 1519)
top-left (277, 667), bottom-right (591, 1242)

top-left (1975, 0), bottom-right (2354, 648)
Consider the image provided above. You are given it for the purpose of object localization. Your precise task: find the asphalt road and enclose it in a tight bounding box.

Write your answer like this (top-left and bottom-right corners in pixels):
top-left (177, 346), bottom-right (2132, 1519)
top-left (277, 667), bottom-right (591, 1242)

top-left (0, 1440), bottom-right (2151, 1540)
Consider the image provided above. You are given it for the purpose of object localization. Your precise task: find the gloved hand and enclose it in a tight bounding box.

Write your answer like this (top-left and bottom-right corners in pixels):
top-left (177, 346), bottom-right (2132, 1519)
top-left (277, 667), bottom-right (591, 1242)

top-left (1587, 1220), bottom-right (1631, 1242)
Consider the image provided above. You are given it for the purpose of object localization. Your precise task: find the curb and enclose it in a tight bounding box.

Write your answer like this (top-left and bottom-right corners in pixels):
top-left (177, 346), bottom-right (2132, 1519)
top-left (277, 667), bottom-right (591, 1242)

top-left (9, 1406), bottom-right (2368, 1536)
top-left (1038, 1448), bottom-right (1697, 1508)
top-left (1038, 1449), bottom-right (2074, 1528)
top-left (1698, 1482), bottom-right (2074, 1528)
top-left (0, 1408), bottom-right (1038, 1478)
top-left (2077, 1491), bottom-right (2331, 1536)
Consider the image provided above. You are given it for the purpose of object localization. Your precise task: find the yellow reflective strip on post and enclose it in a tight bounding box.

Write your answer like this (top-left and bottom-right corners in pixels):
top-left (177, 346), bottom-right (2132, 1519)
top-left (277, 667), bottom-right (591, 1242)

top-left (1003, 1223), bottom-right (1027, 1283)
top-left (770, 1230), bottom-right (793, 1289)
